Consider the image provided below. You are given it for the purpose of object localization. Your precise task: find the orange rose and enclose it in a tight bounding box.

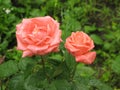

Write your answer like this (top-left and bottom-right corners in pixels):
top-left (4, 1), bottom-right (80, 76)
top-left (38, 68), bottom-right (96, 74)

top-left (16, 16), bottom-right (62, 57)
top-left (65, 31), bottom-right (96, 64)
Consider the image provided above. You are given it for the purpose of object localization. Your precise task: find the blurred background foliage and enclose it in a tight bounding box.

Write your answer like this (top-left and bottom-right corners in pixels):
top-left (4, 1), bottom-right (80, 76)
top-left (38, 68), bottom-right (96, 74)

top-left (0, 0), bottom-right (120, 90)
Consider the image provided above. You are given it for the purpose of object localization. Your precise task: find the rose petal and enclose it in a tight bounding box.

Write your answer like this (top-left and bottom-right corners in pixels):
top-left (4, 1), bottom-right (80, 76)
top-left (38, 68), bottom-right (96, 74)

top-left (65, 40), bottom-right (80, 52)
top-left (27, 45), bottom-right (49, 54)
top-left (22, 50), bottom-right (33, 57)
top-left (51, 30), bottom-right (62, 45)
top-left (24, 38), bottom-right (34, 44)
top-left (16, 35), bottom-right (27, 50)
top-left (72, 45), bottom-right (92, 56)
top-left (75, 51), bottom-right (96, 64)
top-left (38, 45), bottom-right (59, 55)
top-left (22, 19), bottom-right (35, 33)
top-left (31, 16), bottom-right (49, 26)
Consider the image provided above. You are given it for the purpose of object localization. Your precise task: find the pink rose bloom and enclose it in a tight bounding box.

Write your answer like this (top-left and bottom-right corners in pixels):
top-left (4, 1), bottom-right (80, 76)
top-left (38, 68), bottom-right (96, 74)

top-left (65, 31), bottom-right (96, 64)
top-left (16, 16), bottom-right (62, 57)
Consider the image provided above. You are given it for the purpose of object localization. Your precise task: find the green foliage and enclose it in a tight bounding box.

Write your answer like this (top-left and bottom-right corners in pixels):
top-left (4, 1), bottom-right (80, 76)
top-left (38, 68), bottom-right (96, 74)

top-left (90, 34), bottom-right (103, 45)
top-left (75, 64), bottom-right (95, 77)
top-left (84, 25), bottom-right (96, 33)
top-left (51, 79), bottom-right (71, 90)
top-left (0, 60), bottom-right (18, 78)
top-left (0, 0), bottom-right (120, 89)
top-left (8, 74), bottom-right (25, 90)
top-left (112, 55), bottom-right (120, 74)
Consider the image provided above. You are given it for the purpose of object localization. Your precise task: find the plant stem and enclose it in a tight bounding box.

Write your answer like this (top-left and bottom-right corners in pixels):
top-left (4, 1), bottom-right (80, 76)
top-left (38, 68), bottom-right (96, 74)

top-left (41, 56), bottom-right (45, 75)
top-left (0, 80), bottom-right (3, 90)
top-left (41, 56), bottom-right (51, 83)
top-left (71, 63), bottom-right (77, 81)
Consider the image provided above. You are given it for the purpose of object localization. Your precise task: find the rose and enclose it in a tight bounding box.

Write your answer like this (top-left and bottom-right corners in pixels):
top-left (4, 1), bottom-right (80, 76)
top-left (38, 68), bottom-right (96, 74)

top-left (16, 16), bottom-right (62, 57)
top-left (65, 31), bottom-right (96, 64)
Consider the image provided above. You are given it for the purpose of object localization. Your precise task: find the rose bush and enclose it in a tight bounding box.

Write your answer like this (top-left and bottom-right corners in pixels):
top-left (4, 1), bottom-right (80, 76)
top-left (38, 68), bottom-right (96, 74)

top-left (65, 31), bottom-right (96, 64)
top-left (16, 16), bottom-right (62, 57)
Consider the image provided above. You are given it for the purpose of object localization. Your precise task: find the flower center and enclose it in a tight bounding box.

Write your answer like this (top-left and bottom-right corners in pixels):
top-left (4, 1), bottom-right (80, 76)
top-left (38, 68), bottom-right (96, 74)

top-left (33, 25), bottom-right (42, 34)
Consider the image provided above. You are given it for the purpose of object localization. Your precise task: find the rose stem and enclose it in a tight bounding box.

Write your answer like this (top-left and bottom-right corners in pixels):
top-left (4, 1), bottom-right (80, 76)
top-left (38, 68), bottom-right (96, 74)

top-left (41, 56), bottom-right (50, 83)
top-left (41, 56), bottom-right (46, 75)
top-left (70, 63), bottom-right (77, 81)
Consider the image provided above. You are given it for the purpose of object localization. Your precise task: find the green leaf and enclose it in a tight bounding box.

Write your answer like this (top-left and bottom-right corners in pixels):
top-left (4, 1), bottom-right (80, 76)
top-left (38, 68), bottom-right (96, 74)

top-left (49, 54), bottom-right (63, 61)
top-left (18, 57), bottom-right (38, 71)
top-left (90, 34), bottom-right (103, 45)
top-left (53, 79), bottom-right (71, 90)
top-left (101, 71), bottom-right (111, 82)
top-left (75, 64), bottom-right (95, 77)
top-left (72, 81), bottom-right (89, 90)
top-left (73, 76), bottom-right (91, 89)
top-left (18, 57), bottom-right (40, 78)
top-left (0, 60), bottom-right (18, 78)
top-left (30, 9), bottom-right (46, 16)
top-left (0, 0), bottom-right (11, 6)
top-left (7, 74), bottom-right (25, 90)
top-left (45, 83), bottom-right (57, 90)
top-left (103, 42), bottom-right (111, 50)
top-left (0, 40), bottom-right (8, 51)
top-left (74, 76), bottom-right (113, 90)
top-left (112, 55), bottom-right (120, 74)
top-left (24, 72), bottom-right (48, 90)
top-left (52, 64), bottom-right (63, 78)
top-left (64, 51), bottom-right (76, 70)
top-left (84, 25), bottom-right (96, 33)
top-left (89, 78), bottom-right (113, 90)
